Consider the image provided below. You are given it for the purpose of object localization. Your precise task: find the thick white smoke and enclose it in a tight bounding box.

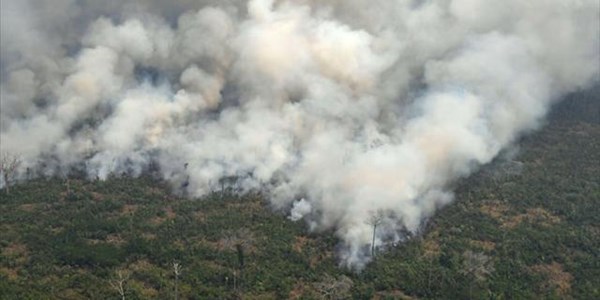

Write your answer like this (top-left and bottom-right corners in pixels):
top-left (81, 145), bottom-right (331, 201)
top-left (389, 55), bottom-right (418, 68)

top-left (1, 0), bottom-right (598, 267)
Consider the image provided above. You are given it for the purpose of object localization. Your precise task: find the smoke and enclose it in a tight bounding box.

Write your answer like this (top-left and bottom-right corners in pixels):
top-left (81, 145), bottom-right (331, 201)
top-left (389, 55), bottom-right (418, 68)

top-left (1, 0), bottom-right (598, 267)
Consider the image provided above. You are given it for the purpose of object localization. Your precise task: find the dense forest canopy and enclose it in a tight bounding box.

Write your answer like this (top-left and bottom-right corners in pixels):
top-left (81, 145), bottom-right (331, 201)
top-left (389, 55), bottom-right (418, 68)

top-left (1, 0), bottom-right (599, 270)
top-left (0, 89), bottom-right (598, 299)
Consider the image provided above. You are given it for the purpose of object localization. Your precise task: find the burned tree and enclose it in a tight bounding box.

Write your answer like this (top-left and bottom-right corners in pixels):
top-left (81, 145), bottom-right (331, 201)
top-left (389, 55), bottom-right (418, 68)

top-left (0, 152), bottom-right (21, 194)
top-left (220, 228), bottom-right (256, 293)
top-left (366, 210), bottom-right (385, 258)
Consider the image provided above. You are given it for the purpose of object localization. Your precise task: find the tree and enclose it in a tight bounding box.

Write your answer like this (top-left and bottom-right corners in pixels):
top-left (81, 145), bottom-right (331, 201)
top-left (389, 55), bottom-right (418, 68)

top-left (219, 175), bottom-right (239, 197)
top-left (313, 274), bottom-right (354, 300)
top-left (460, 250), bottom-right (495, 298)
top-left (173, 261), bottom-right (182, 300)
top-left (366, 210), bottom-right (385, 258)
top-left (0, 152), bottom-right (21, 194)
top-left (109, 270), bottom-right (129, 300)
top-left (220, 228), bottom-right (255, 293)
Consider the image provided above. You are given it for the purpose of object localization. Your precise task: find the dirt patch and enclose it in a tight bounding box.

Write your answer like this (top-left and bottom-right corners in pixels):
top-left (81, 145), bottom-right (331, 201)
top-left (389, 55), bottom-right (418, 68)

top-left (106, 234), bottom-right (126, 245)
top-left (479, 201), bottom-right (510, 220)
top-left (501, 214), bottom-right (526, 229)
top-left (502, 208), bottom-right (561, 229)
top-left (3, 243), bottom-right (29, 265)
top-left (530, 262), bottom-right (573, 296)
top-left (129, 259), bottom-right (154, 272)
top-left (525, 208), bottom-right (561, 226)
top-left (309, 250), bottom-right (334, 269)
top-left (469, 240), bottom-right (496, 252)
top-left (293, 236), bottom-right (312, 253)
top-left (226, 199), bottom-right (264, 212)
top-left (3, 243), bottom-right (27, 257)
top-left (289, 282), bottom-right (307, 299)
top-left (121, 204), bottom-right (139, 216)
top-left (0, 267), bottom-right (19, 281)
top-left (422, 239), bottom-right (441, 259)
top-left (18, 203), bottom-right (37, 212)
top-left (480, 202), bottom-right (560, 229)
top-left (164, 206), bottom-right (177, 219)
top-left (149, 206), bottom-right (177, 225)
top-left (149, 216), bottom-right (165, 225)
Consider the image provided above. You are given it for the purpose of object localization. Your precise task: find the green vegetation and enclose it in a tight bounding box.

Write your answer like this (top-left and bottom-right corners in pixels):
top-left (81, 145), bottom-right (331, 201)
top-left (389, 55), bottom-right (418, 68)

top-left (1, 93), bottom-right (598, 299)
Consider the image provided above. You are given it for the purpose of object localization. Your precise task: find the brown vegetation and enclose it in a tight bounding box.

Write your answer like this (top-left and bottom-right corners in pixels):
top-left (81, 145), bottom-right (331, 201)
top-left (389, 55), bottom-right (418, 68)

top-left (530, 262), bottom-right (574, 296)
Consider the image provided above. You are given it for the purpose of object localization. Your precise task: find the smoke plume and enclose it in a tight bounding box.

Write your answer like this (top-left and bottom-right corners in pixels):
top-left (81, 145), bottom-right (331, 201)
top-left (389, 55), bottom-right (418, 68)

top-left (1, 0), bottom-right (598, 267)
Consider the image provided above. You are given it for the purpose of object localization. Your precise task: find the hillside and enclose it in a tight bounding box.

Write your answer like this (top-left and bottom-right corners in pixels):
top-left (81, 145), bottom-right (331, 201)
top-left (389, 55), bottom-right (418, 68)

top-left (1, 90), bottom-right (599, 299)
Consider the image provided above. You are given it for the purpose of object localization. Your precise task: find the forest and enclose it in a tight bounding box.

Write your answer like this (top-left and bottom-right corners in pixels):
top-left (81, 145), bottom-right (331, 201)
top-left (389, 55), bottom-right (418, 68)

top-left (1, 90), bottom-right (598, 299)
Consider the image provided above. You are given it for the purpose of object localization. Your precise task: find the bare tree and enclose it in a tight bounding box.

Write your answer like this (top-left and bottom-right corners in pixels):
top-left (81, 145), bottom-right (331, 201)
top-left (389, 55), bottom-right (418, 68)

top-left (220, 228), bottom-right (256, 293)
top-left (366, 210), bottom-right (385, 258)
top-left (219, 175), bottom-right (238, 197)
top-left (0, 152), bottom-right (21, 194)
top-left (109, 270), bottom-right (129, 300)
top-left (173, 261), bottom-right (182, 300)
top-left (313, 274), bottom-right (354, 300)
top-left (460, 250), bottom-right (495, 298)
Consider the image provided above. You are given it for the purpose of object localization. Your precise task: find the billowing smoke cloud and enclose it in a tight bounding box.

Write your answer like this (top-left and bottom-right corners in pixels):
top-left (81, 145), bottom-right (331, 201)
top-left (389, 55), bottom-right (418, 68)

top-left (1, 0), bottom-right (598, 267)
